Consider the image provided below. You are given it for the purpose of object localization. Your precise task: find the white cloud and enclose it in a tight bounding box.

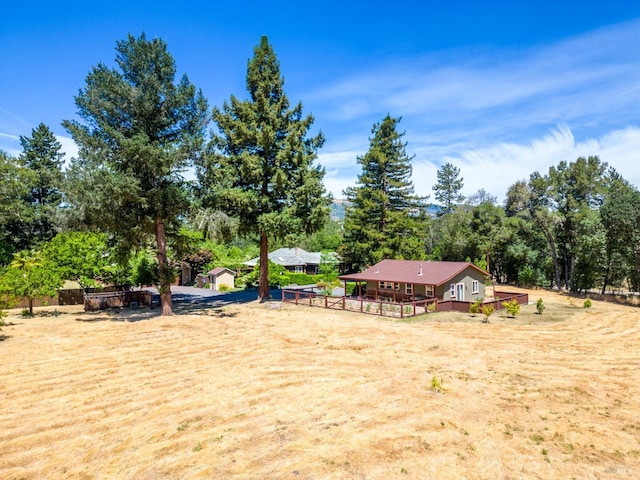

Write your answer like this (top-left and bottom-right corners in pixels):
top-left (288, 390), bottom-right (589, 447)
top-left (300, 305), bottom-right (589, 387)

top-left (307, 20), bottom-right (640, 204)
top-left (409, 125), bottom-right (640, 202)
top-left (0, 132), bottom-right (21, 157)
top-left (56, 134), bottom-right (79, 164)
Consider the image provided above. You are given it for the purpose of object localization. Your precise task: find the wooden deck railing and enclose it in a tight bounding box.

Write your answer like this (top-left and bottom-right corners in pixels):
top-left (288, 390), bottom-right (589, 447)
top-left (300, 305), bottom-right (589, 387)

top-left (281, 289), bottom-right (437, 319)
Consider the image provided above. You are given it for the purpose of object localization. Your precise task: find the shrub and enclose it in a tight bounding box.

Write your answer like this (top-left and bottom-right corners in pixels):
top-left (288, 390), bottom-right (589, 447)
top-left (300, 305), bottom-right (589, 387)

top-left (481, 304), bottom-right (494, 323)
top-left (536, 298), bottom-right (545, 315)
top-left (583, 298), bottom-right (592, 308)
top-left (287, 272), bottom-right (315, 285)
top-left (431, 375), bottom-right (444, 393)
top-left (469, 298), bottom-right (483, 315)
top-left (501, 299), bottom-right (520, 317)
top-left (218, 284), bottom-right (230, 292)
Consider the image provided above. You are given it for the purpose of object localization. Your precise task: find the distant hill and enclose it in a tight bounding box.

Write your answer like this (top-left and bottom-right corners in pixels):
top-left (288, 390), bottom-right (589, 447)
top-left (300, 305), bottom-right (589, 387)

top-left (330, 199), bottom-right (441, 221)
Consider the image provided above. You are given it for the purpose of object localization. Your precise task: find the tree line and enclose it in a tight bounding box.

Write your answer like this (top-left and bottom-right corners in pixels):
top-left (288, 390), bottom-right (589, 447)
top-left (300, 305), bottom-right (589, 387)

top-left (2, 33), bottom-right (639, 316)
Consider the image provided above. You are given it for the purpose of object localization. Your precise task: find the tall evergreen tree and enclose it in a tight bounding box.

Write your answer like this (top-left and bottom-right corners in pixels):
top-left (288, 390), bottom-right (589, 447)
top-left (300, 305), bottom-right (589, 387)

top-left (63, 33), bottom-right (209, 315)
top-left (342, 115), bottom-right (427, 269)
top-left (197, 36), bottom-right (330, 301)
top-left (432, 162), bottom-right (464, 215)
top-left (19, 123), bottom-right (65, 243)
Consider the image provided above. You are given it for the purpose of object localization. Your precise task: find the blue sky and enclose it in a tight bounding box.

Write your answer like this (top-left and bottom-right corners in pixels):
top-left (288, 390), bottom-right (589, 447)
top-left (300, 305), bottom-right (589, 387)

top-left (2, 1), bottom-right (639, 201)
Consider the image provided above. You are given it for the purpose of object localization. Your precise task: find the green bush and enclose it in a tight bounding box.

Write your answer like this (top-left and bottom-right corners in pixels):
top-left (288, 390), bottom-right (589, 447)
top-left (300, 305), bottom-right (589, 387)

top-left (469, 298), bottom-right (483, 315)
top-left (218, 284), bottom-right (231, 292)
top-left (583, 298), bottom-right (592, 308)
top-left (501, 299), bottom-right (520, 317)
top-left (536, 298), bottom-right (545, 315)
top-left (287, 273), bottom-right (315, 285)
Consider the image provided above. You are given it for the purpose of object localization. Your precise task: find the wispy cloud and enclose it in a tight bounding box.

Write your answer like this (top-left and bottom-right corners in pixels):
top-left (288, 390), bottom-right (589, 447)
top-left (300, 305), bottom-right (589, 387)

top-left (414, 125), bottom-right (640, 202)
top-left (308, 19), bottom-right (640, 201)
top-left (0, 131), bottom-right (79, 165)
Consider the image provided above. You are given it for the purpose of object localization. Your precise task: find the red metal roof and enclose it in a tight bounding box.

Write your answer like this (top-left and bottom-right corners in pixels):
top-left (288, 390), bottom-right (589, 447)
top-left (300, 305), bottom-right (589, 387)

top-left (339, 259), bottom-right (489, 286)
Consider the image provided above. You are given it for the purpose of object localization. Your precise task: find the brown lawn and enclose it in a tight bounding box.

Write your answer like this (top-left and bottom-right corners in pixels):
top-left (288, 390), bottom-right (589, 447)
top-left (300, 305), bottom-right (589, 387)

top-left (1, 289), bottom-right (639, 479)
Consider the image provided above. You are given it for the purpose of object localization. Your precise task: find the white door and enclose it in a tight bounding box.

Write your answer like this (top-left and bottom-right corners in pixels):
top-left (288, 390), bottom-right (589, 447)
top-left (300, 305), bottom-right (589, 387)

top-left (456, 283), bottom-right (465, 301)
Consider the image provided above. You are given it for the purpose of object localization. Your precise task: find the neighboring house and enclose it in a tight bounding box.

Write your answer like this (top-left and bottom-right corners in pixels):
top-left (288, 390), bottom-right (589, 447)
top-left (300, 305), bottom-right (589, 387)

top-left (339, 259), bottom-right (490, 303)
top-left (202, 267), bottom-right (236, 290)
top-left (244, 248), bottom-right (341, 275)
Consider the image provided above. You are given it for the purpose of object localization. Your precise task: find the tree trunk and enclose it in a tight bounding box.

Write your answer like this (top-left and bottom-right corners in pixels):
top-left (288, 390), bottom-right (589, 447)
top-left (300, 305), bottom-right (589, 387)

top-left (155, 218), bottom-right (174, 316)
top-left (539, 221), bottom-right (562, 290)
top-left (29, 297), bottom-right (34, 316)
top-left (258, 231), bottom-right (270, 302)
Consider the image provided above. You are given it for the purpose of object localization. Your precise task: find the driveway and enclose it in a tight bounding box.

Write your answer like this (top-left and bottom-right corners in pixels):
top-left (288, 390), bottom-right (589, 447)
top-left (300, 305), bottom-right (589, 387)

top-left (143, 285), bottom-right (282, 308)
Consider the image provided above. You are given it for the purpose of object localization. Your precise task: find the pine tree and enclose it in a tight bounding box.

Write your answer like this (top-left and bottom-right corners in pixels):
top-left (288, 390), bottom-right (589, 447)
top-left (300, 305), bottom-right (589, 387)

top-left (15, 123), bottom-right (65, 246)
top-left (433, 162), bottom-right (464, 215)
top-left (197, 36), bottom-right (330, 301)
top-left (342, 115), bottom-right (427, 269)
top-left (63, 33), bottom-right (209, 315)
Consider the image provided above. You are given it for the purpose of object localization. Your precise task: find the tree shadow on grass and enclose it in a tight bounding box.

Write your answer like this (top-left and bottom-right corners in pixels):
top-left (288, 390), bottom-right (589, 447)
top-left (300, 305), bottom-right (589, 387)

top-left (72, 288), bottom-right (266, 322)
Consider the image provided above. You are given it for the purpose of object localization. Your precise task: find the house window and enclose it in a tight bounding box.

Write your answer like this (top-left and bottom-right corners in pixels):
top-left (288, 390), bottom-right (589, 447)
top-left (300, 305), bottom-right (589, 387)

top-left (405, 283), bottom-right (413, 295)
top-left (472, 280), bottom-right (479, 294)
top-left (394, 282), bottom-right (400, 291)
top-left (295, 266), bottom-right (303, 273)
top-left (450, 283), bottom-right (456, 298)
top-left (426, 285), bottom-right (434, 297)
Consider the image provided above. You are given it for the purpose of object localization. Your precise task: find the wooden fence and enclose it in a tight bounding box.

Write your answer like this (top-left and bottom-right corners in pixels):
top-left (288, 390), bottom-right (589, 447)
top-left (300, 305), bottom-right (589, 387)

top-left (83, 290), bottom-right (153, 311)
top-left (2, 286), bottom-right (152, 311)
top-left (282, 288), bottom-right (529, 318)
top-left (281, 289), bottom-right (436, 319)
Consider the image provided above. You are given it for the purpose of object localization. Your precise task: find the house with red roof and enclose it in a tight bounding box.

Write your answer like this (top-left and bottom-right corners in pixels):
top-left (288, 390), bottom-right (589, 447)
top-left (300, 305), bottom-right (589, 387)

top-left (339, 259), bottom-right (490, 303)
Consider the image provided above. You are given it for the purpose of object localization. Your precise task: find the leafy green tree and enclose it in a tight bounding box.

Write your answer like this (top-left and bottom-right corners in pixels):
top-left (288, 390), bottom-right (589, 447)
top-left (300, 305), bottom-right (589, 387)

top-left (131, 252), bottom-right (158, 289)
top-left (19, 123), bottom-right (65, 244)
top-left (342, 115), bottom-right (427, 269)
top-left (0, 151), bottom-right (36, 264)
top-left (599, 172), bottom-right (640, 293)
top-left (432, 162), bottom-right (464, 215)
top-left (41, 232), bottom-right (113, 287)
top-left (0, 250), bottom-right (62, 315)
top-left (285, 218), bottom-right (343, 253)
top-left (547, 156), bottom-right (607, 291)
top-left (62, 33), bottom-right (209, 315)
top-left (197, 36), bottom-right (330, 301)
top-left (505, 177), bottom-right (563, 289)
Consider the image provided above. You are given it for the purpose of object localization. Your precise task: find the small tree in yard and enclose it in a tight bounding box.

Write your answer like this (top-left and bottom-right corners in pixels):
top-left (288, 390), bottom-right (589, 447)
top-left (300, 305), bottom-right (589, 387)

top-left (536, 298), bottom-right (545, 315)
top-left (0, 250), bottom-right (62, 316)
top-left (317, 252), bottom-right (340, 294)
top-left (469, 298), bottom-right (483, 315)
top-left (481, 304), bottom-right (494, 323)
top-left (501, 299), bottom-right (520, 317)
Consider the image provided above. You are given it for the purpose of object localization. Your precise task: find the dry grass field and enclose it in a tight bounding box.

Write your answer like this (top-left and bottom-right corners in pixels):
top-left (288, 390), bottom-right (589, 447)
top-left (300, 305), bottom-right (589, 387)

top-left (1, 288), bottom-right (639, 479)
